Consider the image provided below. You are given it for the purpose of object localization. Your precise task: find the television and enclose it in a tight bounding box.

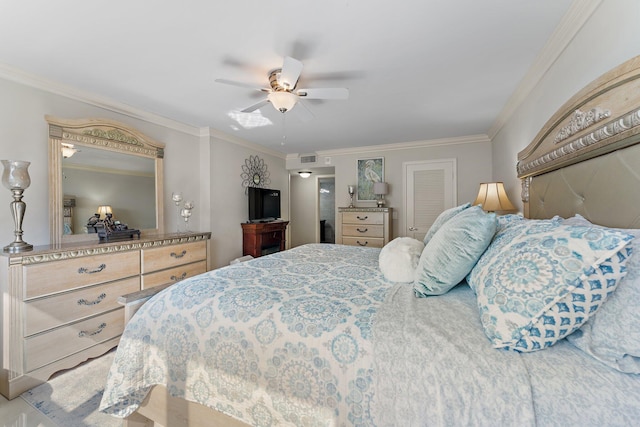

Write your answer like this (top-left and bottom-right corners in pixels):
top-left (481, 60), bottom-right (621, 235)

top-left (248, 187), bottom-right (281, 222)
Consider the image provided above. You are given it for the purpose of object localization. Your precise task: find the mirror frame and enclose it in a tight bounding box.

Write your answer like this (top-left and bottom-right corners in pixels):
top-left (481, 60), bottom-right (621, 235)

top-left (47, 116), bottom-right (165, 245)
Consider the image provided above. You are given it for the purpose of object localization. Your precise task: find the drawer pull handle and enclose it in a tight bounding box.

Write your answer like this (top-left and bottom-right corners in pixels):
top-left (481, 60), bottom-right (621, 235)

top-left (171, 250), bottom-right (187, 259)
top-left (171, 272), bottom-right (187, 282)
top-left (356, 216), bottom-right (368, 220)
top-left (77, 293), bottom-right (106, 306)
top-left (78, 322), bottom-right (106, 337)
top-left (356, 240), bottom-right (369, 246)
top-left (356, 228), bottom-right (368, 233)
top-left (78, 264), bottom-right (106, 274)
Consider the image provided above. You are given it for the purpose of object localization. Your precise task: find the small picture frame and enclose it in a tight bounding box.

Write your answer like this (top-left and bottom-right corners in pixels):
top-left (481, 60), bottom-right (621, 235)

top-left (356, 157), bottom-right (384, 201)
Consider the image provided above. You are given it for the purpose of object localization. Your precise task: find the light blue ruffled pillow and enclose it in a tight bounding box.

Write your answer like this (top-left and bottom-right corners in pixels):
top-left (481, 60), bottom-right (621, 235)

top-left (563, 215), bottom-right (640, 373)
top-left (414, 205), bottom-right (496, 297)
top-left (468, 219), bottom-right (634, 352)
top-left (422, 203), bottom-right (471, 245)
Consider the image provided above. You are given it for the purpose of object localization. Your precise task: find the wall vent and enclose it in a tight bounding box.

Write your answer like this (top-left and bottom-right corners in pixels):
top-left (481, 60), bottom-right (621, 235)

top-left (300, 154), bottom-right (317, 164)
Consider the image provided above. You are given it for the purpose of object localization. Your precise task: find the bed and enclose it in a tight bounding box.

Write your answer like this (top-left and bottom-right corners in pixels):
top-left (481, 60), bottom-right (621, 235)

top-left (100, 55), bottom-right (640, 426)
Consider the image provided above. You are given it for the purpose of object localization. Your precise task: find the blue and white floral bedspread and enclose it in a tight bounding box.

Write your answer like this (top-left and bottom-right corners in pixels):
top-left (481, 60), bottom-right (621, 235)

top-left (100, 243), bottom-right (640, 426)
top-left (100, 244), bottom-right (388, 425)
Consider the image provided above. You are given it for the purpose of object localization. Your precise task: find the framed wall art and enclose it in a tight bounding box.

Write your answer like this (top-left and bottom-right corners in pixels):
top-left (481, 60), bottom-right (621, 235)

top-left (356, 157), bottom-right (384, 201)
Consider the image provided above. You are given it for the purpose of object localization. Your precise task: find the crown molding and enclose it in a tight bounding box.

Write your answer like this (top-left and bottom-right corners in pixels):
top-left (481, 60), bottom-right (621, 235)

top-left (201, 127), bottom-right (286, 159)
top-left (0, 62), bottom-right (200, 137)
top-left (286, 134), bottom-right (491, 160)
top-left (488, 0), bottom-right (603, 139)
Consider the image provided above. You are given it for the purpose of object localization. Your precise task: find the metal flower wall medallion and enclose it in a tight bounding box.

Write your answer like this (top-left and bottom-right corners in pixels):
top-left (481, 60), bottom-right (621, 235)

top-left (241, 155), bottom-right (271, 190)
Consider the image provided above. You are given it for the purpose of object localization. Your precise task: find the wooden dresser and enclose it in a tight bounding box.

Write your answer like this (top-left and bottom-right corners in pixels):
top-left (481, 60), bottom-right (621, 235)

top-left (338, 207), bottom-right (392, 248)
top-left (0, 231), bottom-right (211, 399)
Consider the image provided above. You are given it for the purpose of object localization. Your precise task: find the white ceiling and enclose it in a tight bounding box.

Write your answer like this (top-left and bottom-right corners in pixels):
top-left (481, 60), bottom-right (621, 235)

top-left (0, 0), bottom-right (575, 155)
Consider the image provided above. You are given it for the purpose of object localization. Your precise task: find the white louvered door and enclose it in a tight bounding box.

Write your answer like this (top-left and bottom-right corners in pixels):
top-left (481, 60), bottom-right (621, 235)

top-left (404, 159), bottom-right (456, 240)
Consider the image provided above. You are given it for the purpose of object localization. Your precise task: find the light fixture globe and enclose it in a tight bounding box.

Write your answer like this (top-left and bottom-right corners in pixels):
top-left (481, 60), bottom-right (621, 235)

top-left (268, 91), bottom-right (297, 113)
top-left (298, 171), bottom-right (312, 178)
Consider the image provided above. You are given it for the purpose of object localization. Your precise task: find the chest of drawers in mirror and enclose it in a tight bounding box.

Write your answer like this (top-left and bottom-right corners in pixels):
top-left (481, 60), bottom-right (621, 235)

top-left (0, 231), bottom-right (211, 399)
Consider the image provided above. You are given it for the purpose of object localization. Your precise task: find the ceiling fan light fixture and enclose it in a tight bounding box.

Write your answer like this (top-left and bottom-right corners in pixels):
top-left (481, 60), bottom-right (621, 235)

top-left (268, 91), bottom-right (297, 113)
top-left (298, 171), bottom-right (312, 178)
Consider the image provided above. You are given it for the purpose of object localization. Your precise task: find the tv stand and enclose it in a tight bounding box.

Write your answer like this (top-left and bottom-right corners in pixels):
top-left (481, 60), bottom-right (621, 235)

top-left (241, 220), bottom-right (289, 258)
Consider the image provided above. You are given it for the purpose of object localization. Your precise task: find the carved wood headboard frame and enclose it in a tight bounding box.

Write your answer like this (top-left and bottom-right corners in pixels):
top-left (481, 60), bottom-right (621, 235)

top-left (517, 55), bottom-right (640, 228)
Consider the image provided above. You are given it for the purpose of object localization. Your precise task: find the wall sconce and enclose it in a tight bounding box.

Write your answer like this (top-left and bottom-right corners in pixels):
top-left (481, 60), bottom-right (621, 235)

top-left (61, 143), bottom-right (78, 158)
top-left (298, 171), bottom-right (312, 178)
top-left (373, 182), bottom-right (389, 207)
top-left (473, 182), bottom-right (516, 213)
top-left (2, 160), bottom-right (33, 253)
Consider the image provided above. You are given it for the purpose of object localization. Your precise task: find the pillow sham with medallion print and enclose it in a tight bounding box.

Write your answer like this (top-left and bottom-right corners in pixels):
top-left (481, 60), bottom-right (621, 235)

top-left (467, 219), bottom-right (634, 352)
top-left (563, 215), bottom-right (640, 373)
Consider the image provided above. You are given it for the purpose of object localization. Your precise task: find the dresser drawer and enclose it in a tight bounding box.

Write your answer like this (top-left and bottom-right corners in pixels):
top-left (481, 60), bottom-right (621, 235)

top-left (25, 308), bottom-right (124, 372)
top-left (342, 212), bottom-right (384, 225)
top-left (342, 236), bottom-right (385, 248)
top-left (25, 277), bottom-right (139, 336)
top-left (342, 224), bottom-right (384, 238)
top-left (142, 260), bottom-right (207, 290)
top-left (24, 251), bottom-right (140, 299)
top-left (142, 241), bottom-right (206, 273)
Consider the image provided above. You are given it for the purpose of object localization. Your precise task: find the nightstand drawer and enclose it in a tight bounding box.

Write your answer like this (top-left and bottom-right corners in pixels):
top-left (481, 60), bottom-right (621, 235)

top-left (24, 251), bottom-right (140, 299)
top-left (141, 260), bottom-right (207, 289)
top-left (142, 241), bottom-right (206, 273)
top-left (25, 308), bottom-right (124, 372)
top-left (342, 237), bottom-right (385, 248)
top-left (25, 277), bottom-right (139, 336)
top-left (342, 224), bottom-right (384, 238)
top-left (342, 212), bottom-right (384, 225)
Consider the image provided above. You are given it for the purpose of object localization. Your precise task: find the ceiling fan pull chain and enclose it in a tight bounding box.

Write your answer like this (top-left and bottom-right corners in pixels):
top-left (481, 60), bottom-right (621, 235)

top-left (281, 113), bottom-right (287, 146)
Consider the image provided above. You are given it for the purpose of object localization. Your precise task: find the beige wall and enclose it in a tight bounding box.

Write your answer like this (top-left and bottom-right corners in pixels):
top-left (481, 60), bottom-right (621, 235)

top-left (492, 0), bottom-right (640, 208)
top-left (287, 140), bottom-right (493, 241)
top-left (207, 133), bottom-right (288, 267)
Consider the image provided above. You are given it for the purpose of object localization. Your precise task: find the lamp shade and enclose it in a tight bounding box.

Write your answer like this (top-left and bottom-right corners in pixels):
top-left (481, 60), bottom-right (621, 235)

top-left (268, 91), bottom-right (297, 113)
top-left (373, 182), bottom-right (388, 195)
top-left (473, 182), bottom-right (516, 212)
top-left (97, 205), bottom-right (113, 219)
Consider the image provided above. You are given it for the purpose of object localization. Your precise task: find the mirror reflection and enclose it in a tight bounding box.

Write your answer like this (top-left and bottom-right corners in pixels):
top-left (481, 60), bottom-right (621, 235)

top-left (62, 145), bottom-right (156, 235)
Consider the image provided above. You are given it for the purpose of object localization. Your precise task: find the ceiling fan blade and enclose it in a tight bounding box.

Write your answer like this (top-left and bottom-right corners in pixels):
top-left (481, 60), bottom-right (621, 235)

top-left (240, 99), bottom-right (270, 113)
top-left (291, 100), bottom-right (314, 123)
top-left (279, 56), bottom-right (303, 89)
top-left (215, 78), bottom-right (270, 93)
top-left (296, 87), bottom-right (349, 100)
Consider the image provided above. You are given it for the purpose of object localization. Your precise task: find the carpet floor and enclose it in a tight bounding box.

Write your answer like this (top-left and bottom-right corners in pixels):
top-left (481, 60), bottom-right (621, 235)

top-left (20, 350), bottom-right (120, 427)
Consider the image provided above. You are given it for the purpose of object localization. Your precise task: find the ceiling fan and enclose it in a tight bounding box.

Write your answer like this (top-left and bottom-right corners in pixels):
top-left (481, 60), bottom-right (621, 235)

top-left (215, 56), bottom-right (349, 120)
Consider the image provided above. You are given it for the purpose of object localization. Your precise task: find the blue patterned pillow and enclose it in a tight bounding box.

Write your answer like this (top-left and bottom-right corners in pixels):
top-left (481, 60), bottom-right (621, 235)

top-left (423, 203), bottom-right (471, 245)
top-left (414, 206), bottom-right (496, 296)
top-left (468, 220), bottom-right (633, 352)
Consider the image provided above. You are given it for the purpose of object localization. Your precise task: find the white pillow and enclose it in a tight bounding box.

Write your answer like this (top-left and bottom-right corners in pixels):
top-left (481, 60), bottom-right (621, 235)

top-left (379, 237), bottom-right (425, 282)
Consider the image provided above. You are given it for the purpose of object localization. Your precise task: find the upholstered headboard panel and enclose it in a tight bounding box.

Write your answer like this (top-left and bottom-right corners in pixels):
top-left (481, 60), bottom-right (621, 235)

top-left (518, 55), bottom-right (640, 228)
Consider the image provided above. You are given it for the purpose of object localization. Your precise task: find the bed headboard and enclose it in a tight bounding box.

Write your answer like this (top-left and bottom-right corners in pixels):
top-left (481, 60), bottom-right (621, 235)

top-left (517, 55), bottom-right (640, 228)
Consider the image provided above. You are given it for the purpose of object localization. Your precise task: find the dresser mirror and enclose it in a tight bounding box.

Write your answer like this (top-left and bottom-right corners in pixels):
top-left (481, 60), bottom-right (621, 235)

top-left (47, 116), bottom-right (165, 245)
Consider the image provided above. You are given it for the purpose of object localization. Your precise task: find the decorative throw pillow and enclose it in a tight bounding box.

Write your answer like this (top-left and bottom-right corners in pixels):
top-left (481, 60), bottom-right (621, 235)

top-left (563, 215), bottom-right (640, 373)
top-left (414, 206), bottom-right (496, 296)
top-left (422, 203), bottom-right (471, 245)
top-left (468, 219), bottom-right (633, 352)
top-left (379, 237), bottom-right (425, 282)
